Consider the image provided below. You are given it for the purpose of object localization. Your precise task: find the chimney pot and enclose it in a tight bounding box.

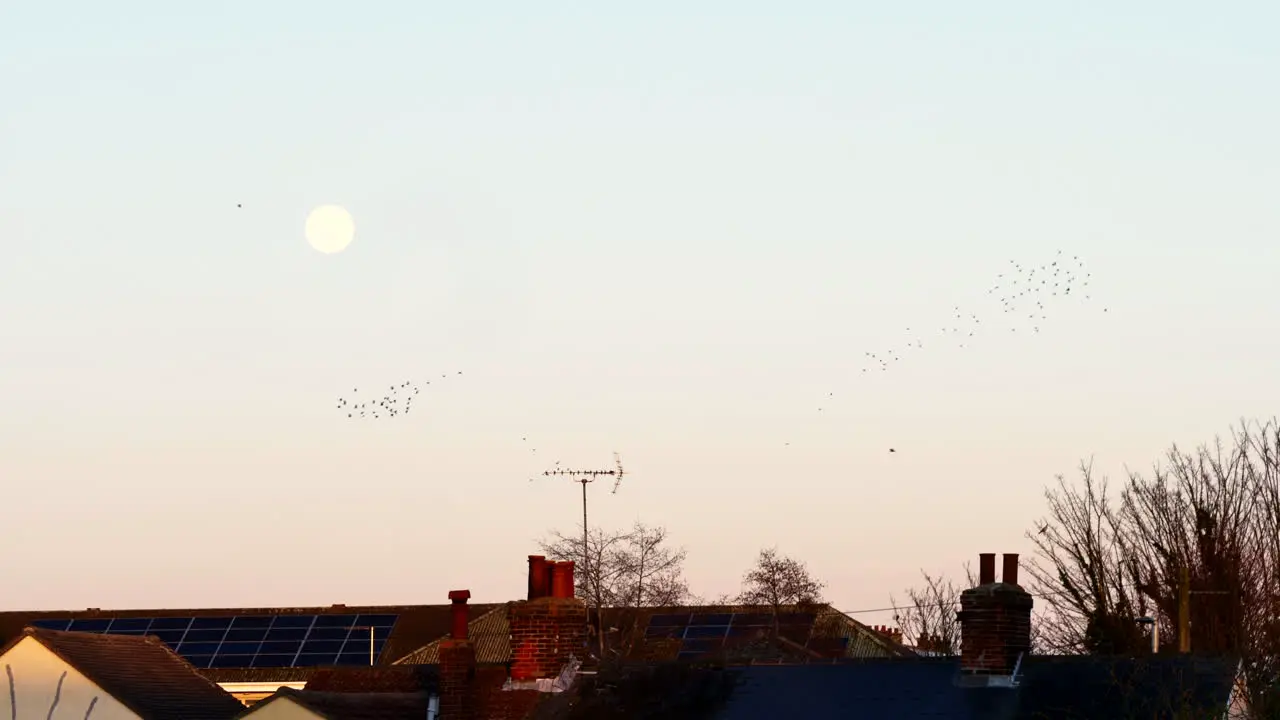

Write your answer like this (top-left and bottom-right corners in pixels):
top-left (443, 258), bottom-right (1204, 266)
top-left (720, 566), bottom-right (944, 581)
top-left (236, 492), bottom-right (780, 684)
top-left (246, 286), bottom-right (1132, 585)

top-left (528, 555), bottom-right (550, 600)
top-left (551, 561), bottom-right (576, 599)
top-left (1002, 554), bottom-right (1020, 586)
top-left (979, 553), bottom-right (996, 584)
top-left (447, 589), bottom-right (471, 640)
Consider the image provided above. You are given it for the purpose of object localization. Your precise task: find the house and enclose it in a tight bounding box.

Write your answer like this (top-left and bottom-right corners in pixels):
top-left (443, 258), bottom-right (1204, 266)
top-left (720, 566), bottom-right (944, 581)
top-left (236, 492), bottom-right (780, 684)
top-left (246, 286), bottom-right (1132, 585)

top-left (0, 626), bottom-right (245, 719)
top-left (0, 602), bottom-right (497, 705)
top-left (395, 555), bottom-right (912, 668)
top-left (246, 579), bottom-right (579, 720)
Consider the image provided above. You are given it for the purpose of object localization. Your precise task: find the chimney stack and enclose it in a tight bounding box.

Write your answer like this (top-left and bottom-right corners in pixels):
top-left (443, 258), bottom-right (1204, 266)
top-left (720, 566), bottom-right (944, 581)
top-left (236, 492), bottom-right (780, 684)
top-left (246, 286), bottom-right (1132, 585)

top-left (957, 552), bottom-right (1033, 680)
top-left (439, 590), bottom-right (476, 720)
top-left (509, 555), bottom-right (588, 683)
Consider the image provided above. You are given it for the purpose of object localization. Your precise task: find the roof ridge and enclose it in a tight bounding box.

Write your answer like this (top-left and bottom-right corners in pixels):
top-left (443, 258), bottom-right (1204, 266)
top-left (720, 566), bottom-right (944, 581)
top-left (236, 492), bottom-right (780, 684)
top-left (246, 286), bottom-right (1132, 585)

top-left (0, 603), bottom-right (503, 615)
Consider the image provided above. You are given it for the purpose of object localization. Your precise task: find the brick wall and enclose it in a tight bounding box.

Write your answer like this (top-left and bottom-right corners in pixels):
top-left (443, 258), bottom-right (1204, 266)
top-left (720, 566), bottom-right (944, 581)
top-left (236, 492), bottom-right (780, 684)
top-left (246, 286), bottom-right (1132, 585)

top-left (958, 584), bottom-right (1033, 675)
top-left (439, 639), bottom-right (476, 720)
top-left (508, 597), bottom-right (589, 682)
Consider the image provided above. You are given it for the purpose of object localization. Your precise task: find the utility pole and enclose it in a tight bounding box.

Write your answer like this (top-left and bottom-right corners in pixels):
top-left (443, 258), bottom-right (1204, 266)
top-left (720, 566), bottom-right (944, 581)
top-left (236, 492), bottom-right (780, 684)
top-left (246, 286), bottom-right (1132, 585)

top-left (1173, 564), bottom-right (1232, 655)
top-left (347, 625), bottom-right (376, 665)
top-left (541, 453), bottom-right (626, 592)
top-left (540, 454), bottom-right (625, 657)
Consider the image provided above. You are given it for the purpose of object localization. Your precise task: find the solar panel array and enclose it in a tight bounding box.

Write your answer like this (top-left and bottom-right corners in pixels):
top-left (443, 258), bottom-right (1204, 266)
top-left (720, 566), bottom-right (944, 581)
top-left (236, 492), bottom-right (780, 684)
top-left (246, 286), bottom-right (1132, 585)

top-left (29, 614), bottom-right (399, 669)
top-left (643, 612), bottom-right (817, 661)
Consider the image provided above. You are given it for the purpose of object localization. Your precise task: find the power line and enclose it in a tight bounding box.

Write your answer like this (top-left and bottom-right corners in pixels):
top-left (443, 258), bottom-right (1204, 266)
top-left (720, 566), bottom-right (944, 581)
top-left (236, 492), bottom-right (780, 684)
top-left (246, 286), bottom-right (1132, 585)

top-left (833, 581), bottom-right (1230, 618)
top-left (832, 584), bottom-right (1140, 617)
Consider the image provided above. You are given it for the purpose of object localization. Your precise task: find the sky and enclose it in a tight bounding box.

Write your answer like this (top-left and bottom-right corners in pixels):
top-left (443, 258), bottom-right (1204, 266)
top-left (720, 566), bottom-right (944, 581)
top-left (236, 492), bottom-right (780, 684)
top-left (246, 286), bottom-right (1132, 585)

top-left (2, 2), bottom-right (1279, 626)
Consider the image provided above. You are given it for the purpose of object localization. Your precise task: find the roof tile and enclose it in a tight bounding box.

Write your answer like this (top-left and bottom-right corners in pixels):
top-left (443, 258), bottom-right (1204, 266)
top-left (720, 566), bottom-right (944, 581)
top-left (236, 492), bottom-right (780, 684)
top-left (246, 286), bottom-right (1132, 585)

top-left (21, 627), bottom-right (244, 720)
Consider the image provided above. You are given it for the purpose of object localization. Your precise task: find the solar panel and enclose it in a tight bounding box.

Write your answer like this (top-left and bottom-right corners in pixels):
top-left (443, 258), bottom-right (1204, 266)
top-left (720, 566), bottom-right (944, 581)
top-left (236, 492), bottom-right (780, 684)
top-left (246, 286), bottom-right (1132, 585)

top-left (645, 625), bottom-right (684, 639)
top-left (729, 613), bottom-right (774, 627)
top-left (647, 613), bottom-right (691, 627)
top-left (684, 625), bottom-right (729, 639)
top-left (108, 618), bottom-right (151, 632)
top-left (680, 638), bottom-right (724, 654)
top-left (28, 614), bottom-right (400, 669)
top-left (688, 613), bottom-right (732, 626)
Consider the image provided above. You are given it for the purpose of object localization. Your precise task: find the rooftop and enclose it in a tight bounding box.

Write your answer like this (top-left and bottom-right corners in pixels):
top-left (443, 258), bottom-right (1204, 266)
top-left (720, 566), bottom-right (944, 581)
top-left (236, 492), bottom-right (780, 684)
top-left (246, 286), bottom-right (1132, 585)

top-left (0, 602), bottom-right (500, 685)
top-left (14, 627), bottom-right (246, 720)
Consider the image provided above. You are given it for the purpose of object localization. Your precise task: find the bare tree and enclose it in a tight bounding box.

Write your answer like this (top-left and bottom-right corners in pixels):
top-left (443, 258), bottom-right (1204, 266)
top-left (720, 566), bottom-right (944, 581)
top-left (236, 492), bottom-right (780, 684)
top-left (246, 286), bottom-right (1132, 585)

top-left (890, 565), bottom-right (975, 655)
top-left (737, 547), bottom-right (825, 634)
top-left (1026, 419), bottom-right (1280, 717)
top-left (1024, 461), bottom-right (1151, 655)
top-left (540, 524), bottom-right (635, 609)
top-left (539, 522), bottom-right (691, 656)
top-left (614, 522), bottom-right (689, 608)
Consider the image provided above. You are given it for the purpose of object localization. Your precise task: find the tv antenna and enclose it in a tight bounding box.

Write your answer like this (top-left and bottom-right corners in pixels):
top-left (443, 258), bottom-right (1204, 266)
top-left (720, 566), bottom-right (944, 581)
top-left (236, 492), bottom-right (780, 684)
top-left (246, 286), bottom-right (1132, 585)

top-left (540, 453), bottom-right (626, 598)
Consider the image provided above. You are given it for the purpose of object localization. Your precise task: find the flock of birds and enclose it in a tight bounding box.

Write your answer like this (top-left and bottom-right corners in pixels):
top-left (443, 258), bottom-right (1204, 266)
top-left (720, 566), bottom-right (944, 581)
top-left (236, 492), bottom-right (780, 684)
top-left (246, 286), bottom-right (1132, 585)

top-left (804, 251), bottom-right (1106, 451)
top-left (336, 372), bottom-right (463, 420)
top-left (331, 252), bottom-right (1105, 459)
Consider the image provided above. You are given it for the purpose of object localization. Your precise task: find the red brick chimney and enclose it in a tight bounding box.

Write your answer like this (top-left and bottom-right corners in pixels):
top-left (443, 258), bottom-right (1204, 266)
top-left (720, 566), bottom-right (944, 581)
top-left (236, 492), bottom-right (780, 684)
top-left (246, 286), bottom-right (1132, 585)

top-left (439, 589), bottom-right (476, 719)
top-left (509, 557), bottom-right (588, 682)
top-left (957, 552), bottom-right (1033, 678)
top-left (870, 624), bottom-right (904, 645)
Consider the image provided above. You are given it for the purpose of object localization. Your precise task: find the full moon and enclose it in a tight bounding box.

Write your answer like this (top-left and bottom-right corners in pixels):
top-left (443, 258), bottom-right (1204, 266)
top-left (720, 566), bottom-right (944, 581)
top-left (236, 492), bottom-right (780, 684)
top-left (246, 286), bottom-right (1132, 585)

top-left (304, 205), bottom-right (356, 254)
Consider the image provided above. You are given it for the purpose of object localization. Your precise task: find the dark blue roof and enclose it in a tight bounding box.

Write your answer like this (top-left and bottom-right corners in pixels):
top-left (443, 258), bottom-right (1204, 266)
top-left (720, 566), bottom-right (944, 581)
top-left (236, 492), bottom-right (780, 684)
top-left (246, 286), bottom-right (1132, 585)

top-left (718, 659), bottom-right (986, 719)
top-left (713, 655), bottom-right (1239, 720)
top-left (1016, 655), bottom-right (1239, 719)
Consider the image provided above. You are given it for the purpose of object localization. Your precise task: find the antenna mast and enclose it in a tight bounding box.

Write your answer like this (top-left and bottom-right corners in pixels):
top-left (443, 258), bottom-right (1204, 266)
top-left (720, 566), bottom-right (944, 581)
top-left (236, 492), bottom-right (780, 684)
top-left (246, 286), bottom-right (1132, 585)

top-left (541, 454), bottom-right (626, 598)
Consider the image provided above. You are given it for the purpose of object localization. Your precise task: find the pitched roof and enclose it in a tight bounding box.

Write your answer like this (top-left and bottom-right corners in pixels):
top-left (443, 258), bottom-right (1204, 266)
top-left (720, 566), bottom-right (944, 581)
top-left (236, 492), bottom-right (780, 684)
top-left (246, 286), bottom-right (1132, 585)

top-left (1015, 654), bottom-right (1240, 718)
top-left (394, 603), bottom-right (911, 667)
top-left (15, 627), bottom-right (245, 720)
top-left (716, 659), bottom-right (970, 720)
top-left (0, 602), bottom-right (500, 685)
top-left (711, 655), bottom-right (1241, 720)
top-left (245, 689), bottom-right (431, 720)
top-left (608, 604), bottom-right (912, 662)
top-left (394, 605), bottom-right (511, 665)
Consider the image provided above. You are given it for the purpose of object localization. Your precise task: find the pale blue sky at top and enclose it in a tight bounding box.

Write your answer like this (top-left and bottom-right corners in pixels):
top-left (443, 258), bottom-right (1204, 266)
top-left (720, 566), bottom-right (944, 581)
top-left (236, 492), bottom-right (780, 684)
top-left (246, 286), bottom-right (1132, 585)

top-left (2, 3), bottom-right (1279, 623)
